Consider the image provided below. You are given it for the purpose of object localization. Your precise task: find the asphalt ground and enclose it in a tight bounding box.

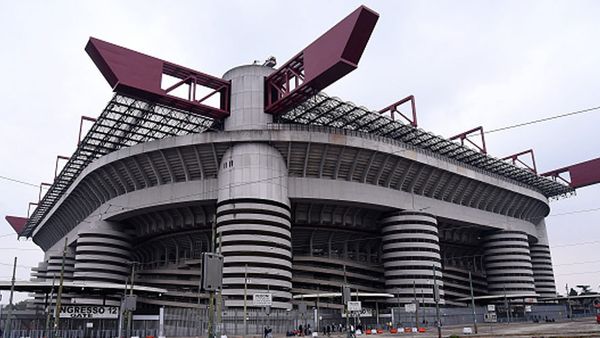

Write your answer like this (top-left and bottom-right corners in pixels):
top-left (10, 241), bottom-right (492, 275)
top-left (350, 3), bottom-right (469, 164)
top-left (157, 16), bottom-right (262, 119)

top-left (253, 317), bottom-right (600, 338)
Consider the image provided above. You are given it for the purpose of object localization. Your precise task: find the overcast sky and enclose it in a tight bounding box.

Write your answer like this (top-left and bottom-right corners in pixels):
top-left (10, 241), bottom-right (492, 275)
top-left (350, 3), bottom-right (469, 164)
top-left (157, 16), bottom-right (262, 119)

top-left (1, 1), bottom-right (599, 304)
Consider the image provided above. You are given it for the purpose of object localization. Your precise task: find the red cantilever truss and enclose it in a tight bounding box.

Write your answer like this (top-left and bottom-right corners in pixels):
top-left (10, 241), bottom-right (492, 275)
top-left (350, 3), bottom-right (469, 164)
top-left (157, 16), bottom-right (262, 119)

top-left (449, 126), bottom-right (487, 154)
top-left (5, 216), bottom-right (28, 235)
top-left (542, 157), bottom-right (600, 189)
top-left (86, 37), bottom-right (230, 119)
top-left (265, 6), bottom-right (379, 115)
top-left (378, 95), bottom-right (418, 127)
top-left (502, 149), bottom-right (537, 173)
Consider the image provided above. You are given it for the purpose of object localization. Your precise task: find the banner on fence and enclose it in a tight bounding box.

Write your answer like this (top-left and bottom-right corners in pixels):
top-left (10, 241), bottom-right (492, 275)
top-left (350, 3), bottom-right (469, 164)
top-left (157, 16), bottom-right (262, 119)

top-left (60, 305), bottom-right (119, 319)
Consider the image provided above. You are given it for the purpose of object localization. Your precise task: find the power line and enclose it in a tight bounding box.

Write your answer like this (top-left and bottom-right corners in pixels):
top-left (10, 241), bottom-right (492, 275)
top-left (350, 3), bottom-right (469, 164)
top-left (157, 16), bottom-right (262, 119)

top-left (555, 259), bottom-right (600, 267)
top-left (555, 270), bottom-right (600, 276)
top-left (465, 105), bottom-right (600, 137)
top-left (552, 240), bottom-right (600, 248)
top-left (548, 207), bottom-right (600, 217)
top-left (0, 175), bottom-right (39, 188)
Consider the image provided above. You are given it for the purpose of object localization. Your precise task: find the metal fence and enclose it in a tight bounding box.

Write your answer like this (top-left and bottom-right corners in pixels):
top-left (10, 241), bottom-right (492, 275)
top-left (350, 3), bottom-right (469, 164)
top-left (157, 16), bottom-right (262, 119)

top-left (1, 303), bottom-right (590, 338)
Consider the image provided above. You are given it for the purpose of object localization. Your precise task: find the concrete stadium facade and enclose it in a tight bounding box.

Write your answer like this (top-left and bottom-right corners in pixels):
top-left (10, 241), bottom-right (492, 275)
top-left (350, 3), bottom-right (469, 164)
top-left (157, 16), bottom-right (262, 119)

top-left (26, 64), bottom-right (564, 314)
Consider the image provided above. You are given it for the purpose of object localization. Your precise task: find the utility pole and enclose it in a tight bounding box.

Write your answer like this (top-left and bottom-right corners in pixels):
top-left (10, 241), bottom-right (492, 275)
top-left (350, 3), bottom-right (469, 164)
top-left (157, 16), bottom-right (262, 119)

top-left (503, 285), bottom-right (510, 324)
top-left (127, 262), bottom-right (136, 338)
top-left (44, 274), bottom-right (57, 338)
top-left (343, 266), bottom-right (350, 338)
top-left (53, 238), bottom-right (68, 338)
top-left (566, 284), bottom-right (573, 320)
top-left (413, 280), bottom-right (419, 330)
top-left (432, 265), bottom-right (441, 338)
top-left (3, 257), bottom-right (17, 338)
top-left (468, 271), bottom-right (478, 333)
top-left (217, 233), bottom-right (223, 337)
top-left (243, 264), bottom-right (248, 338)
top-left (207, 214), bottom-right (217, 338)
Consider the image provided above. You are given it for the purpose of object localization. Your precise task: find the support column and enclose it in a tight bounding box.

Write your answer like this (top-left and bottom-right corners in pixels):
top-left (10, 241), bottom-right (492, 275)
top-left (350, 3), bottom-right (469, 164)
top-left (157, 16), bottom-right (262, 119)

top-left (483, 231), bottom-right (536, 296)
top-left (73, 220), bottom-right (132, 284)
top-left (381, 211), bottom-right (444, 306)
top-left (216, 143), bottom-right (292, 310)
top-left (46, 249), bottom-right (76, 304)
top-left (531, 220), bottom-right (557, 297)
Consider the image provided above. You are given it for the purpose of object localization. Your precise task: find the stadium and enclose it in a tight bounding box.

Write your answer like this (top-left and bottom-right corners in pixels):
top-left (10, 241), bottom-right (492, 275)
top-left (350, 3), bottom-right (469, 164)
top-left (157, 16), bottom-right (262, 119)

top-left (5, 4), bottom-right (598, 336)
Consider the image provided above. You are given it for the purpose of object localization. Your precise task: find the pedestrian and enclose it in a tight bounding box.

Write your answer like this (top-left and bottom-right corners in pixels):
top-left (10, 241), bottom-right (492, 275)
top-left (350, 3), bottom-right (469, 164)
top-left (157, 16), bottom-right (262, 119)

top-left (326, 325), bottom-right (331, 337)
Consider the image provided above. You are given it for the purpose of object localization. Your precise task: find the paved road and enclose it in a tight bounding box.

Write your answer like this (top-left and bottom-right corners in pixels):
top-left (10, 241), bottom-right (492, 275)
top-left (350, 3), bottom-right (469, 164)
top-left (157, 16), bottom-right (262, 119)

top-left (272, 318), bottom-right (600, 338)
top-left (374, 317), bottom-right (600, 337)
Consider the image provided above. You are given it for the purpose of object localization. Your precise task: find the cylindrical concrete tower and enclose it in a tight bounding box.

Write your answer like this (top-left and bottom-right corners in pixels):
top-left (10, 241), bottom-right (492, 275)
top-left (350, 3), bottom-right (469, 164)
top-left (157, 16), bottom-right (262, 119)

top-left (380, 211), bottom-right (444, 306)
top-left (222, 65), bottom-right (275, 131)
top-left (483, 231), bottom-right (536, 295)
top-left (43, 251), bottom-right (76, 305)
top-left (73, 221), bottom-right (132, 284)
top-left (217, 64), bottom-right (291, 310)
top-left (530, 220), bottom-right (557, 297)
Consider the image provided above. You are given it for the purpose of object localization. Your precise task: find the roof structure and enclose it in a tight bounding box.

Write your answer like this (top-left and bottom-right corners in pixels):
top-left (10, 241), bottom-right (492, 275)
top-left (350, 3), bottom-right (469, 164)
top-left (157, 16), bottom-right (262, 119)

top-left (277, 92), bottom-right (574, 198)
top-left (21, 91), bottom-right (573, 239)
top-left (20, 94), bottom-right (218, 237)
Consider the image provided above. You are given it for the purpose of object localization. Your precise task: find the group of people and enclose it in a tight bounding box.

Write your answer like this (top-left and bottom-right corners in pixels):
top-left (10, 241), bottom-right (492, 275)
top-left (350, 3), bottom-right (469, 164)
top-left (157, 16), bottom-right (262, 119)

top-left (288, 323), bottom-right (349, 336)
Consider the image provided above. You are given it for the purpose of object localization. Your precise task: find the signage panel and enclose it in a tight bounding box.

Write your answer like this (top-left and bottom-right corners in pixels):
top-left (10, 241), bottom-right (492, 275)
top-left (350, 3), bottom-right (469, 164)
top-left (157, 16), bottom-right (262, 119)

top-left (252, 293), bottom-right (273, 306)
top-left (60, 306), bottom-right (119, 319)
top-left (347, 301), bottom-right (362, 312)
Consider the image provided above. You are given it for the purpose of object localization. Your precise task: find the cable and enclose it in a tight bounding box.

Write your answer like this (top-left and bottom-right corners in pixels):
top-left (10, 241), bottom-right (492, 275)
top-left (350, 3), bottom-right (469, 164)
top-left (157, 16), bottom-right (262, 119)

top-left (0, 248), bottom-right (40, 251)
top-left (554, 259), bottom-right (600, 267)
top-left (548, 207), bottom-right (600, 217)
top-left (552, 240), bottom-right (600, 248)
top-left (465, 105), bottom-right (600, 137)
top-left (0, 175), bottom-right (39, 188)
top-left (555, 270), bottom-right (600, 276)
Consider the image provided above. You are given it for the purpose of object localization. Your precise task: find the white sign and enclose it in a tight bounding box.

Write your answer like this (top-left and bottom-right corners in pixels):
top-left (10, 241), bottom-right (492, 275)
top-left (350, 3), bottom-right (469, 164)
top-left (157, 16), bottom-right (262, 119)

top-left (342, 308), bottom-right (372, 318)
top-left (347, 301), bottom-right (362, 312)
top-left (524, 305), bottom-right (532, 313)
top-left (487, 304), bottom-right (495, 312)
top-left (252, 293), bottom-right (272, 306)
top-left (483, 313), bottom-right (497, 323)
top-left (404, 303), bottom-right (416, 313)
top-left (60, 305), bottom-right (119, 319)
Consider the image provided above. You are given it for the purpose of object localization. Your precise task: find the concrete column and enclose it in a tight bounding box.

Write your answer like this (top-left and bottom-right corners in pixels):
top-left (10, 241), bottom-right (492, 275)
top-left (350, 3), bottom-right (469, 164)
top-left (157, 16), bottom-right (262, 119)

top-left (483, 231), bottom-right (536, 296)
top-left (222, 65), bottom-right (275, 131)
top-left (46, 249), bottom-right (76, 304)
top-left (380, 210), bottom-right (444, 305)
top-left (216, 143), bottom-right (292, 310)
top-left (73, 220), bottom-right (132, 284)
top-left (530, 220), bottom-right (557, 297)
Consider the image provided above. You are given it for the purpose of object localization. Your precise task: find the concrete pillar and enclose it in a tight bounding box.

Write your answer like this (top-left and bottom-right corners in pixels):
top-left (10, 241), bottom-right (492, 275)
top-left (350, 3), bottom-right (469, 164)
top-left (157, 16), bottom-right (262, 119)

top-left (222, 65), bottom-right (275, 131)
top-left (483, 231), bottom-right (536, 296)
top-left (73, 220), bottom-right (132, 284)
top-left (46, 249), bottom-right (76, 304)
top-left (531, 220), bottom-right (557, 297)
top-left (217, 64), bottom-right (291, 310)
top-left (380, 210), bottom-right (444, 305)
top-left (217, 143), bottom-right (291, 310)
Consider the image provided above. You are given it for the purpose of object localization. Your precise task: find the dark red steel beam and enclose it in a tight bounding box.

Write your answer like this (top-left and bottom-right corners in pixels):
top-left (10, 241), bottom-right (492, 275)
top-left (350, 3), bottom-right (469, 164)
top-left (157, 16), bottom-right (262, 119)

top-left (449, 126), bottom-right (487, 154)
top-left (55, 155), bottom-right (70, 179)
top-left (378, 95), bottom-right (417, 127)
top-left (502, 149), bottom-right (537, 173)
top-left (5, 216), bottom-right (28, 235)
top-left (542, 157), bottom-right (600, 189)
top-left (265, 6), bottom-right (379, 115)
top-left (85, 37), bottom-right (230, 119)
top-left (27, 202), bottom-right (38, 218)
top-left (38, 182), bottom-right (52, 202)
top-left (78, 116), bottom-right (97, 145)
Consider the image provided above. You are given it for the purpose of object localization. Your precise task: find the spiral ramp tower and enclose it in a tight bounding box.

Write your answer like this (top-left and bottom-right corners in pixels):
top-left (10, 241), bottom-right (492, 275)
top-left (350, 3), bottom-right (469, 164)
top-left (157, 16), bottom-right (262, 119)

top-left (381, 211), bottom-right (444, 306)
